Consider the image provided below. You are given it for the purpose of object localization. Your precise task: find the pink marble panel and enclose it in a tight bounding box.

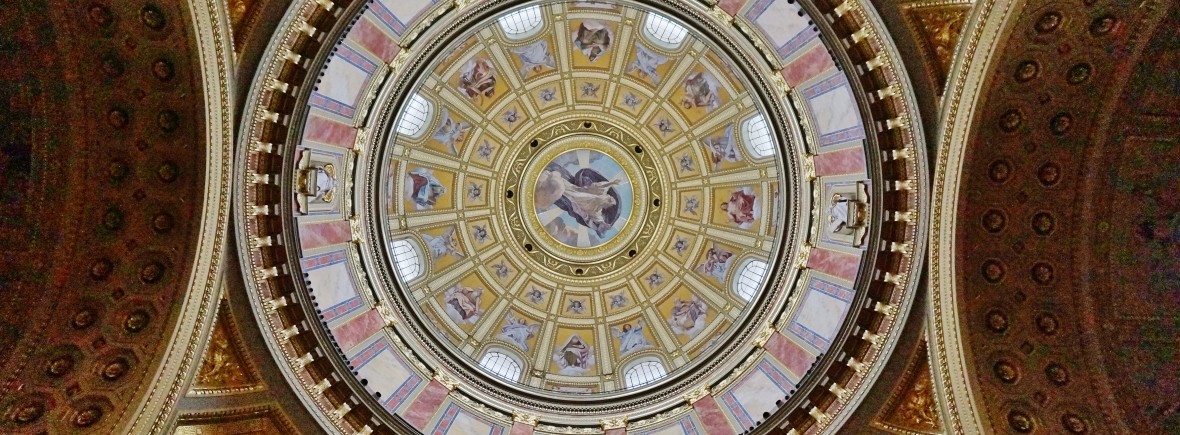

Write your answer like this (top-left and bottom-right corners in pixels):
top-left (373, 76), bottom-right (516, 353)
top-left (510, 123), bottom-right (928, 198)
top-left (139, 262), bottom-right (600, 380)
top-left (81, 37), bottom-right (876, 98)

top-left (765, 332), bottom-right (815, 378)
top-left (303, 115), bottom-right (357, 149)
top-left (814, 146), bottom-right (867, 176)
top-left (604, 429), bottom-right (626, 435)
top-left (404, 380), bottom-right (450, 430)
top-left (718, 0), bottom-right (749, 15)
top-left (693, 396), bottom-right (737, 435)
top-left (348, 16), bottom-right (400, 63)
top-left (805, 248), bottom-right (862, 282)
top-left (298, 220), bottom-right (352, 250)
top-left (330, 309), bottom-right (384, 352)
top-left (509, 423), bottom-right (534, 435)
top-left (781, 44), bottom-right (835, 88)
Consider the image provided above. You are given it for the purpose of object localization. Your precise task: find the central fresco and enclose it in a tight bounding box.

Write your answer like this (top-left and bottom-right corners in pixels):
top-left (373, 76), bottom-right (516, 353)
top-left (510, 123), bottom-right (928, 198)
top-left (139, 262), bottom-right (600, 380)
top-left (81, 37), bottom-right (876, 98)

top-left (379, 1), bottom-right (790, 396)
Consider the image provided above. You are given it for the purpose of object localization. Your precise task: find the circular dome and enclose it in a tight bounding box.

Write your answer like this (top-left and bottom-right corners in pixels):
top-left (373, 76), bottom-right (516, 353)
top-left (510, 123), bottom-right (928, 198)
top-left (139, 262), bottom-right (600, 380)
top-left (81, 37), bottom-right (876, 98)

top-left (373, 1), bottom-right (795, 399)
top-left (235, 0), bottom-right (929, 431)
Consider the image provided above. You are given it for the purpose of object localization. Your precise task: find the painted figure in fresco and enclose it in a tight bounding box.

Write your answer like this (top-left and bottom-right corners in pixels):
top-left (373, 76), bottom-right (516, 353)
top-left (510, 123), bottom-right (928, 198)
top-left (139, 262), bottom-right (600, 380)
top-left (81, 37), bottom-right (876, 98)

top-left (609, 293), bottom-right (628, 309)
top-left (512, 40), bottom-right (555, 76)
top-left (572, 21), bottom-right (613, 62)
top-left (680, 71), bottom-right (721, 111)
top-left (443, 284), bottom-right (484, 325)
top-left (581, 82), bottom-right (600, 97)
top-left (828, 192), bottom-right (865, 234)
top-left (622, 92), bottom-right (641, 110)
top-left (720, 187), bottom-right (758, 229)
top-left (477, 140), bottom-right (495, 161)
top-left (539, 88), bottom-right (556, 103)
top-left (646, 271), bottom-right (664, 288)
top-left (566, 298), bottom-right (587, 314)
top-left (683, 196), bottom-right (700, 215)
top-left (467, 182), bottom-right (483, 201)
top-left (667, 295), bottom-right (707, 338)
top-left (535, 164), bottom-right (623, 239)
top-left (503, 107), bottom-right (521, 126)
top-left (498, 313), bottom-right (540, 351)
top-left (655, 117), bottom-right (675, 136)
top-left (432, 108), bottom-right (471, 155)
top-left (492, 261), bottom-right (512, 280)
top-left (544, 218), bottom-right (581, 246)
top-left (697, 244), bottom-right (734, 281)
top-left (457, 58), bottom-right (498, 100)
top-left (472, 225), bottom-right (489, 244)
top-left (526, 286), bottom-right (545, 304)
top-left (406, 167), bottom-right (446, 210)
top-left (672, 237), bottom-right (690, 256)
top-left (628, 43), bottom-right (669, 85)
top-left (552, 334), bottom-right (595, 375)
top-left (612, 321), bottom-right (652, 356)
top-left (703, 125), bottom-right (739, 170)
top-left (423, 226), bottom-right (464, 262)
top-left (526, 286), bottom-right (542, 304)
top-left (678, 154), bottom-right (694, 173)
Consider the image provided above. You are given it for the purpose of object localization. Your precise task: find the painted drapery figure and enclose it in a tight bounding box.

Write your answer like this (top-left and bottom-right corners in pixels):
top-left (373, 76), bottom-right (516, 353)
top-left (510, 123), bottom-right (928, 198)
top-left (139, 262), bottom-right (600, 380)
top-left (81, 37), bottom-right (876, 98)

top-left (406, 167), bottom-right (446, 210)
top-left (667, 296), bottom-right (707, 338)
top-left (497, 313), bottom-right (539, 351)
top-left (612, 321), bottom-right (652, 356)
top-left (443, 284), bottom-right (484, 325)
top-left (720, 187), bottom-right (759, 229)
top-left (457, 58), bottom-right (498, 100)
top-left (572, 21), bottom-right (613, 62)
top-left (552, 334), bottom-right (595, 375)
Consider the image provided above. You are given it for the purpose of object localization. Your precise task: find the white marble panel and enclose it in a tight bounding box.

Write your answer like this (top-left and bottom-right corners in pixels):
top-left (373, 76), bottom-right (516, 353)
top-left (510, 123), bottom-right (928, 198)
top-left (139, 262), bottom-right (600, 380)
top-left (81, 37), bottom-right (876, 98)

top-left (753, 0), bottom-right (809, 47)
top-left (306, 260), bottom-right (357, 309)
top-left (317, 56), bottom-right (372, 107)
top-left (377, 0), bottom-right (433, 24)
top-left (355, 345), bottom-right (415, 397)
top-left (794, 288), bottom-right (848, 342)
top-left (809, 84), bottom-right (860, 135)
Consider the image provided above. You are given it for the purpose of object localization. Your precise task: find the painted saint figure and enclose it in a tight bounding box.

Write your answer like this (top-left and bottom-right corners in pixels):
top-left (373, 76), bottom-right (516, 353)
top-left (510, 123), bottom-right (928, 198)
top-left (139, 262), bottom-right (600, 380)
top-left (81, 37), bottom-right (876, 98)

top-left (628, 43), bottom-right (669, 84)
top-left (697, 244), bottom-right (734, 282)
top-left (406, 167), bottom-right (446, 210)
top-left (457, 58), bottom-right (498, 100)
top-left (552, 334), bottom-right (595, 375)
top-left (535, 164), bottom-right (624, 239)
top-left (702, 125), bottom-right (739, 170)
top-left (720, 187), bottom-right (759, 229)
top-left (572, 21), bottom-right (613, 62)
top-left (498, 313), bottom-right (539, 351)
top-left (423, 226), bottom-right (464, 262)
top-left (512, 40), bottom-right (555, 76)
top-left (667, 296), bottom-right (707, 338)
top-left (681, 71), bottom-right (721, 111)
top-left (443, 284), bottom-right (483, 325)
top-left (432, 108), bottom-right (471, 155)
top-left (612, 321), bottom-right (652, 356)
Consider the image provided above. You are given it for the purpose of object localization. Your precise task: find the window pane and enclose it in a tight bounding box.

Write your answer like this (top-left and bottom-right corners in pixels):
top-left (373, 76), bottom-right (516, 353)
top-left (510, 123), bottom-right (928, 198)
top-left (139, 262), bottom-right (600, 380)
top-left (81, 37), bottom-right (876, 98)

top-left (735, 260), bottom-right (768, 302)
top-left (395, 94), bottom-right (431, 138)
top-left (498, 6), bottom-right (543, 37)
top-left (643, 13), bottom-right (688, 46)
top-left (479, 351), bottom-right (523, 381)
top-left (623, 360), bottom-right (668, 388)
top-left (390, 239), bottom-right (422, 282)
top-left (743, 115), bottom-right (775, 158)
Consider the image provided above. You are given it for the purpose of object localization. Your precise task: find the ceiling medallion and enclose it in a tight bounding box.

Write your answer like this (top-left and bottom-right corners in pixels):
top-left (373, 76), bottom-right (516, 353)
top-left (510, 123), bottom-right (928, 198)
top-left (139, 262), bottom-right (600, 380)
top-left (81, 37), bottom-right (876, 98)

top-left (506, 119), bottom-right (663, 277)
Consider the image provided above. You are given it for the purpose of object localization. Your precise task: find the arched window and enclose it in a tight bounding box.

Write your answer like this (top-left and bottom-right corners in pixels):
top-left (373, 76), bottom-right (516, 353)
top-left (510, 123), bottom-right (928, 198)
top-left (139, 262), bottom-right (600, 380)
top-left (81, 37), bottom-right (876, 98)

top-left (623, 360), bottom-right (668, 389)
top-left (389, 239), bottom-right (422, 282)
top-left (479, 350), bottom-right (523, 381)
top-left (497, 6), bottom-right (543, 39)
top-left (734, 259), bottom-right (769, 302)
top-left (395, 93), bottom-right (432, 138)
top-left (742, 114), bottom-right (776, 158)
top-left (642, 13), bottom-right (688, 48)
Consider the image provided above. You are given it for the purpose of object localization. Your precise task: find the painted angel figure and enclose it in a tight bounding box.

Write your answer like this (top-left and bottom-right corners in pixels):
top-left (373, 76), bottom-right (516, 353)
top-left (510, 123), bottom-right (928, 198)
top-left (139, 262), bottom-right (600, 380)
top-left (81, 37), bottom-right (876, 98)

top-left (492, 261), bottom-right (512, 280)
top-left (443, 285), bottom-right (483, 325)
top-left (512, 40), bottom-right (555, 76)
top-left (680, 71), bottom-right (721, 111)
top-left (702, 124), bottom-right (739, 170)
top-left (612, 321), bottom-right (652, 356)
top-left (572, 21), bottom-right (613, 62)
top-left (667, 296), bottom-right (707, 337)
top-left (526, 286), bottom-right (545, 304)
top-left (697, 245), bottom-right (734, 281)
top-left (720, 187), bottom-right (759, 229)
top-left (467, 182), bottom-right (483, 201)
top-left (471, 225), bottom-right (489, 243)
top-left (566, 298), bottom-right (586, 314)
top-left (498, 313), bottom-right (539, 351)
top-left (628, 43), bottom-right (670, 84)
top-left (609, 293), bottom-right (628, 309)
top-left (535, 165), bottom-right (624, 238)
top-left (672, 237), bottom-right (690, 255)
top-left (432, 108), bottom-right (471, 155)
top-left (406, 167), bottom-right (446, 210)
top-left (457, 58), bottom-right (498, 100)
top-left (423, 226), bottom-right (464, 262)
top-left (552, 334), bottom-right (595, 375)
